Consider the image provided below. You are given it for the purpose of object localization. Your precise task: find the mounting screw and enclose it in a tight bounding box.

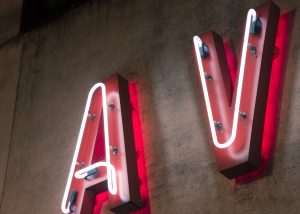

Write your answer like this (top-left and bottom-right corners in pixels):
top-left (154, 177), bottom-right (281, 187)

top-left (110, 146), bottom-right (118, 155)
top-left (214, 121), bottom-right (222, 130)
top-left (248, 43), bottom-right (257, 57)
top-left (108, 103), bottom-right (115, 110)
top-left (87, 114), bottom-right (96, 119)
top-left (76, 162), bottom-right (85, 168)
top-left (200, 43), bottom-right (209, 58)
top-left (204, 72), bottom-right (213, 81)
top-left (239, 111), bottom-right (247, 120)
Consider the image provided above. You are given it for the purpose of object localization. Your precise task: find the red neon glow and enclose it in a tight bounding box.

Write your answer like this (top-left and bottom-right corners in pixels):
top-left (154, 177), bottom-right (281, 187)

top-left (94, 192), bottom-right (109, 213)
top-left (223, 41), bottom-right (237, 86)
top-left (235, 11), bottom-right (294, 183)
top-left (130, 83), bottom-right (151, 214)
top-left (94, 83), bottom-right (151, 213)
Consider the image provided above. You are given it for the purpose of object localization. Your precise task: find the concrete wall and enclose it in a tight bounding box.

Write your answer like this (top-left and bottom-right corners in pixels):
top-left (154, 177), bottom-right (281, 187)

top-left (0, 0), bottom-right (23, 207)
top-left (0, 39), bottom-right (22, 210)
top-left (0, 0), bottom-right (300, 213)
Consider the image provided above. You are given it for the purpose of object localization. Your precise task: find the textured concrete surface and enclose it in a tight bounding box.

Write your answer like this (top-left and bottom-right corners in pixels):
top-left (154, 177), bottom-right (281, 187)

top-left (0, 0), bottom-right (22, 45)
top-left (0, 39), bottom-right (22, 208)
top-left (0, 0), bottom-right (300, 213)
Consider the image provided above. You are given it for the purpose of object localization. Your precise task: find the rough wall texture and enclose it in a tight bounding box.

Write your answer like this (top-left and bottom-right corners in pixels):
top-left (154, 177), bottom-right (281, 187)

top-left (0, 39), bottom-right (22, 208)
top-left (0, 0), bottom-right (300, 213)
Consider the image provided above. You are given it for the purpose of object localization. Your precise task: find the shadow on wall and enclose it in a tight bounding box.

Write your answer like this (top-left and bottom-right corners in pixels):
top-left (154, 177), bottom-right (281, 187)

top-left (234, 10), bottom-right (295, 184)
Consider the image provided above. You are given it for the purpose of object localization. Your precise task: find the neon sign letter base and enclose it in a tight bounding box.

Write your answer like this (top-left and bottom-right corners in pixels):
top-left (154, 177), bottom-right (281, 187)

top-left (61, 74), bottom-right (142, 213)
top-left (193, 1), bottom-right (280, 178)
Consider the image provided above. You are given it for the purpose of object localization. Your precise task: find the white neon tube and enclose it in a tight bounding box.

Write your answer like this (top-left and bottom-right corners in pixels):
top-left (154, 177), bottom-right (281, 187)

top-left (61, 83), bottom-right (117, 214)
top-left (193, 9), bottom-right (256, 149)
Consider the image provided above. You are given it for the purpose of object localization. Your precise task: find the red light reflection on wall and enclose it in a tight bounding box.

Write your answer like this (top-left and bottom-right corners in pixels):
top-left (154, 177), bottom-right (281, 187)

top-left (235, 12), bottom-right (294, 183)
top-left (94, 83), bottom-right (151, 213)
top-left (129, 83), bottom-right (151, 214)
top-left (94, 192), bottom-right (108, 213)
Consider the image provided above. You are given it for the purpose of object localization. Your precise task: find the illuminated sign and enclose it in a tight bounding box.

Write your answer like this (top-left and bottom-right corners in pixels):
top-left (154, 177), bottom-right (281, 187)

top-left (193, 1), bottom-right (280, 178)
top-left (61, 75), bottom-right (142, 213)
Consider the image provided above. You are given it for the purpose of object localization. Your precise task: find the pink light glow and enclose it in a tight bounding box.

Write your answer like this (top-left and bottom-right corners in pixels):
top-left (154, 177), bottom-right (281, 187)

top-left (223, 41), bottom-right (237, 86)
top-left (130, 83), bottom-right (151, 214)
top-left (235, 12), bottom-right (294, 183)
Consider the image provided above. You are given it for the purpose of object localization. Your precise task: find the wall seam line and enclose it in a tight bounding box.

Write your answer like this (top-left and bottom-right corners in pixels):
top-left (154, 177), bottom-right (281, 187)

top-left (0, 34), bottom-right (25, 210)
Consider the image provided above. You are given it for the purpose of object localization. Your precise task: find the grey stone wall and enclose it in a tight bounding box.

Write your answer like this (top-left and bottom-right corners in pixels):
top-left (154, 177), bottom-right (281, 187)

top-left (0, 0), bottom-right (300, 213)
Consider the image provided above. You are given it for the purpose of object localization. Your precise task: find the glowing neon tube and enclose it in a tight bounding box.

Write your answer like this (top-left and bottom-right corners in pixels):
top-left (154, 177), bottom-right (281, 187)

top-left (193, 9), bottom-right (256, 149)
top-left (61, 83), bottom-right (117, 214)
